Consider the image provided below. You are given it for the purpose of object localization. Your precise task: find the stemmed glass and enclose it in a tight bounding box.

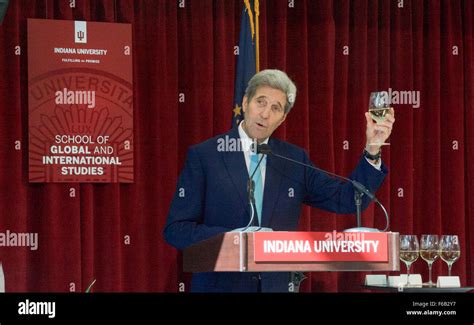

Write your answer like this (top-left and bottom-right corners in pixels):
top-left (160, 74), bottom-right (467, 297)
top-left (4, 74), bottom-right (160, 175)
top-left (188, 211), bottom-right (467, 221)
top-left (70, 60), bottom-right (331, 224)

top-left (399, 235), bottom-right (419, 287)
top-left (420, 235), bottom-right (439, 287)
top-left (440, 235), bottom-right (461, 276)
top-left (368, 91), bottom-right (392, 146)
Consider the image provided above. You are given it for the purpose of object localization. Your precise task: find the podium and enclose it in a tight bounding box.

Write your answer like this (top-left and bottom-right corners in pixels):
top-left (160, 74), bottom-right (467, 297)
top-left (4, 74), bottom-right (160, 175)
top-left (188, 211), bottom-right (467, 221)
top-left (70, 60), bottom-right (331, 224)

top-left (184, 231), bottom-right (399, 272)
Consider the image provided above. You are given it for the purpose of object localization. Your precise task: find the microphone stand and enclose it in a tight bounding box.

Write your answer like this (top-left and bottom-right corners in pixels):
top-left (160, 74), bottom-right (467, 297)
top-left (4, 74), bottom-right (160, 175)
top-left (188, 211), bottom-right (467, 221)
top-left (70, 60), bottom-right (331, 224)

top-left (239, 148), bottom-right (272, 232)
top-left (258, 144), bottom-right (389, 232)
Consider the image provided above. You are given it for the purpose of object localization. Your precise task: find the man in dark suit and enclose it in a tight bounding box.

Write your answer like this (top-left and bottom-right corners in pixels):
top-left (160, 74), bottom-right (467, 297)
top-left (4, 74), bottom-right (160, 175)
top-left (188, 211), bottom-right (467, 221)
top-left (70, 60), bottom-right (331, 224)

top-left (164, 69), bottom-right (395, 292)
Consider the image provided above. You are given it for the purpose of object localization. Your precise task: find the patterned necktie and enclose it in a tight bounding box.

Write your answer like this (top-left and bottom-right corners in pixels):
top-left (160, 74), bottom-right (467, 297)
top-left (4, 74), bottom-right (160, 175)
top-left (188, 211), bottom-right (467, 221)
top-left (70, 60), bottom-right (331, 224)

top-left (249, 153), bottom-right (263, 226)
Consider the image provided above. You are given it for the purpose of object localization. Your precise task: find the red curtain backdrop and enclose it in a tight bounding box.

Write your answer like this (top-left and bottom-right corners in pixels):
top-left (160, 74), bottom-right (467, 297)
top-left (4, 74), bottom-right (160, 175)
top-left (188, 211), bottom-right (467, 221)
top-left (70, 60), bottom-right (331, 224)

top-left (0, 0), bottom-right (472, 292)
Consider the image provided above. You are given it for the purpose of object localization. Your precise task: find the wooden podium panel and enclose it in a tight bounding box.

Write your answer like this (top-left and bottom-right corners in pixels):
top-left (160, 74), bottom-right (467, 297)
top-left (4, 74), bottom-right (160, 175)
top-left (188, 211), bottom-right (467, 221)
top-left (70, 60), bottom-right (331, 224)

top-left (183, 232), bottom-right (241, 272)
top-left (183, 232), bottom-right (400, 272)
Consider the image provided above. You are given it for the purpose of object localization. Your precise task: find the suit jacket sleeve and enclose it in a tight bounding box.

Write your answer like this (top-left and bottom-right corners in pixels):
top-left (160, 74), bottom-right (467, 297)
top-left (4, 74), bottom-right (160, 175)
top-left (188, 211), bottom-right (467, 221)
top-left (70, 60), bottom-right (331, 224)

top-left (163, 147), bottom-right (231, 250)
top-left (302, 150), bottom-right (388, 214)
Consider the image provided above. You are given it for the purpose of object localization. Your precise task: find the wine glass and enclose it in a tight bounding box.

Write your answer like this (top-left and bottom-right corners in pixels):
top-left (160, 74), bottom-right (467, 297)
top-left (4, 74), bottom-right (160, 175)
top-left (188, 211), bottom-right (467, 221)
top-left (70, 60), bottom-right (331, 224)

top-left (399, 235), bottom-right (419, 287)
top-left (440, 235), bottom-right (461, 277)
top-left (368, 91), bottom-right (392, 146)
top-left (420, 235), bottom-right (439, 287)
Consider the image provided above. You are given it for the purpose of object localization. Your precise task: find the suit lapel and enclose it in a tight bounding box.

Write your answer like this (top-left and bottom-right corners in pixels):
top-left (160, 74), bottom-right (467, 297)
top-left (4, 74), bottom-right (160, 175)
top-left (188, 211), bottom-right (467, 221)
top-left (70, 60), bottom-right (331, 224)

top-left (222, 128), bottom-right (250, 218)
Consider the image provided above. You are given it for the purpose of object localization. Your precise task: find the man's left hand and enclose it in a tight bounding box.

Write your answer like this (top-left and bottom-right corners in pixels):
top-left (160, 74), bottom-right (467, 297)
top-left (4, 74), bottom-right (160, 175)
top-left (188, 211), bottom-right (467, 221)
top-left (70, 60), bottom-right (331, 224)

top-left (365, 107), bottom-right (395, 154)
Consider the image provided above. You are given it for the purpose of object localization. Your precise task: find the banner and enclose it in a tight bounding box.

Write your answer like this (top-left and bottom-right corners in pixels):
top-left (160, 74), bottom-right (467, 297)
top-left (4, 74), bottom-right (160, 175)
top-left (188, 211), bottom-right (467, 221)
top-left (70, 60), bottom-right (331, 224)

top-left (253, 231), bottom-right (389, 262)
top-left (28, 19), bottom-right (133, 183)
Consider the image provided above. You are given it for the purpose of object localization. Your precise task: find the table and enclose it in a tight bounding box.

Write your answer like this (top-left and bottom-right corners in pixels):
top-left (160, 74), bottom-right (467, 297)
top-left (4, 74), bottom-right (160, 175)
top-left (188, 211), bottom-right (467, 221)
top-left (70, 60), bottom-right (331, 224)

top-left (363, 285), bottom-right (474, 293)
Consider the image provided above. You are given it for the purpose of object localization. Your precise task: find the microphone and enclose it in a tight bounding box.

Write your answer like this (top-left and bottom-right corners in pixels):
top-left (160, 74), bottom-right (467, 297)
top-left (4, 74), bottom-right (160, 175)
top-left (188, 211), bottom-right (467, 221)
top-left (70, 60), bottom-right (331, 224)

top-left (257, 143), bottom-right (389, 232)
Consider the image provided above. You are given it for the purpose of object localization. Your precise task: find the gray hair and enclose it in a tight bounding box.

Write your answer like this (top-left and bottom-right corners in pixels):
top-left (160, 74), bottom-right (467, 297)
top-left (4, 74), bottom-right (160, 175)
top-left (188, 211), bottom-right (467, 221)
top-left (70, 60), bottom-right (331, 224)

top-left (244, 69), bottom-right (297, 114)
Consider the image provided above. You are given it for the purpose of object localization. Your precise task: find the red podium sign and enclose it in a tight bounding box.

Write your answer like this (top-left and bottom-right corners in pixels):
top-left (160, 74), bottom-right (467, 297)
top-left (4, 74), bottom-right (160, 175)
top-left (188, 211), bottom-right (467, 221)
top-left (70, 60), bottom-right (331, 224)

top-left (253, 231), bottom-right (388, 262)
top-left (183, 231), bottom-right (399, 272)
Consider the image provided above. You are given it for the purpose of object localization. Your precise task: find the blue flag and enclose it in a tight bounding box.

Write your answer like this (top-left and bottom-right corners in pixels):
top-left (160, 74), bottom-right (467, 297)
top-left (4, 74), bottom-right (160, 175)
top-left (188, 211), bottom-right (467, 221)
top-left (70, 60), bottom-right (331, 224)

top-left (232, 0), bottom-right (259, 126)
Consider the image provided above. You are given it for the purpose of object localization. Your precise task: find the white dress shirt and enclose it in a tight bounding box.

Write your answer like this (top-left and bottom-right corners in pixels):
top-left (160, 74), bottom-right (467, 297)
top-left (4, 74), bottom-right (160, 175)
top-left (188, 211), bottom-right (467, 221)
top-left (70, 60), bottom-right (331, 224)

top-left (238, 122), bottom-right (268, 193)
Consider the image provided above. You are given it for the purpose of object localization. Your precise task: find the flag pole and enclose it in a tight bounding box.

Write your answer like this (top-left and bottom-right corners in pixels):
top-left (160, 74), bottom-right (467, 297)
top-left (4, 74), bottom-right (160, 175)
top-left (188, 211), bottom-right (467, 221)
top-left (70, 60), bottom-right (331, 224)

top-left (255, 0), bottom-right (260, 72)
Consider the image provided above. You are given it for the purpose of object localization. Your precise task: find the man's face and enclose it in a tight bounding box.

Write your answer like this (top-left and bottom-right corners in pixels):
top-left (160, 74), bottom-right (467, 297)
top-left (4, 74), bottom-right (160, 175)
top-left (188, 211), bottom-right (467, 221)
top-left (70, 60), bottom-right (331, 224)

top-left (242, 86), bottom-right (288, 142)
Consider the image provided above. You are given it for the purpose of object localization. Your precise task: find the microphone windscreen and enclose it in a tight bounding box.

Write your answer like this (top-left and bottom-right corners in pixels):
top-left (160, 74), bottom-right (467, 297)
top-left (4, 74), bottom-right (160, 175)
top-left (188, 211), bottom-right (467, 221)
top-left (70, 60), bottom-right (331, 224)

top-left (257, 144), bottom-right (272, 155)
